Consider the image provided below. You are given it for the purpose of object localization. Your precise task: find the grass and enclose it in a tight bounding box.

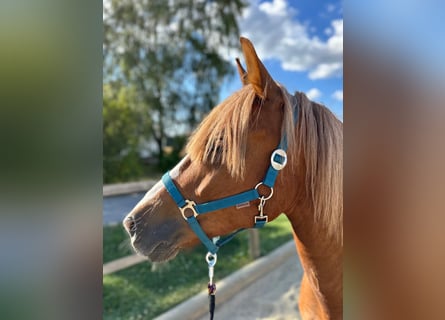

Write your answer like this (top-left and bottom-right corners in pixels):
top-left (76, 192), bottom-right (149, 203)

top-left (103, 214), bottom-right (293, 320)
top-left (103, 224), bottom-right (135, 264)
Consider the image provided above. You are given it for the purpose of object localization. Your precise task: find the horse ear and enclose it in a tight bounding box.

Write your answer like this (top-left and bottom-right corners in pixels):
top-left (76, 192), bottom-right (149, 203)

top-left (239, 37), bottom-right (280, 99)
top-left (235, 57), bottom-right (248, 85)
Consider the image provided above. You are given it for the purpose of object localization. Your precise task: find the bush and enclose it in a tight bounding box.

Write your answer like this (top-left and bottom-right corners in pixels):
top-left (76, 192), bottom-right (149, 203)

top-left (103, 150), bottom-right (144, 184)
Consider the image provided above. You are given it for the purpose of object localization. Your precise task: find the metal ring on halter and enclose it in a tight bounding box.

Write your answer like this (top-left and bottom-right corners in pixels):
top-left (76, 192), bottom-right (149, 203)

top-left (179, 200), bottom-right (198, 220)
top-left (255, 182), bottom-right (274, 201)
top-left (206, 252), bottom-right (217, 267)
top-left (270, 149), bottom-right (287, 170)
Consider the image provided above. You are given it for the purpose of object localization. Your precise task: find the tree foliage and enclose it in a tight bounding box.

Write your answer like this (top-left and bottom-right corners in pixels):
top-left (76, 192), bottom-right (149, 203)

top-left (103, 83), bottom-right (150, 183)
top-left (103, 0), bottom-right (246, 181)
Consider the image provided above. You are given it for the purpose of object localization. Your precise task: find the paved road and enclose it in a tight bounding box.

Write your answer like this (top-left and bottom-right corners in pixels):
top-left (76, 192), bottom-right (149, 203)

top-left (198, 254), bottom-right (303, 320)
top-left (103, 192), bottom-right (146, 225)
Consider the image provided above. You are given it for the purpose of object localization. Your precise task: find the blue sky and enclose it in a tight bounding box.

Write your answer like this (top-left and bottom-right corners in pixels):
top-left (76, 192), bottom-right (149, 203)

top-left (220, 0), bottom-right (343, 120)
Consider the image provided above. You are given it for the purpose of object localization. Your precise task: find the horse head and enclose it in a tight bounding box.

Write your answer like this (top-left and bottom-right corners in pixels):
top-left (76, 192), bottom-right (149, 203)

top-left (123, 38), bottom-right (298, 262)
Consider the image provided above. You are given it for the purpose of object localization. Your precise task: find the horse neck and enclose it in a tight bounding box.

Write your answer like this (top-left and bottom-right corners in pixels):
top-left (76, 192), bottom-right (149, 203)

top-left (290, 205), bottom-right (342, 315)
top-left (273, 172), bottom-right (343, 319)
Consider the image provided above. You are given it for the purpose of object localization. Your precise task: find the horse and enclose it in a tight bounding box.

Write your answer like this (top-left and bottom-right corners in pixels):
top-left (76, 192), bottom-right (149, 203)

top-left (123, 37), bottom-right (343, 320)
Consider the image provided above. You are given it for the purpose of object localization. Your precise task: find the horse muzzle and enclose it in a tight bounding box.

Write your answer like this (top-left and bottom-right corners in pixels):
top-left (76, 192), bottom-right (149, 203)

top-left (123, 215), bottom-right (137, 237)
top-left (123, 211), bottom-right (182, 262)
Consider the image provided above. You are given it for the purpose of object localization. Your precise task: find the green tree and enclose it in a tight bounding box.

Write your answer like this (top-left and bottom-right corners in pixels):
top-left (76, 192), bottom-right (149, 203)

top-left (103, 83), bottom-right (151, 183)
top-left (103, 0), bottom-right (245, 167)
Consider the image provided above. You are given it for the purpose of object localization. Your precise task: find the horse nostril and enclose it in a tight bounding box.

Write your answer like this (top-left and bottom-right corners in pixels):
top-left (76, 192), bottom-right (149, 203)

top-left (123, 216), bottom-right (136, 237)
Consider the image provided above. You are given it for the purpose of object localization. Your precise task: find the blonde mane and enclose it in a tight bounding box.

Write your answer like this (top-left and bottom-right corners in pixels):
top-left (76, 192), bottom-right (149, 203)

top-left (295, 92), bottom-right (343, 242)
top-left (186, 85), bottom-right (257, 178)
top-left (186, 85), bottom-right (343, 242)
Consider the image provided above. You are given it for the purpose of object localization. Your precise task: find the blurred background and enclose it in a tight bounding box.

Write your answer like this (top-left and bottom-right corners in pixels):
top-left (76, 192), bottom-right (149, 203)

top-left (1, 0), bottom-right (445, 319)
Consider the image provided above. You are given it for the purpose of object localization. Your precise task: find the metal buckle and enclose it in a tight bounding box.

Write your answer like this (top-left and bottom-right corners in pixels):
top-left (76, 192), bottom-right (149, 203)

top-left (179, 200), bottom-right (198, 220)
top-left (254, 215), bottom-right (268, 224)
top-left (255, 182), bottom-right (274, 200)
top-left (206, 252), bottom-right (217, 267)
top-left (270, 149), bottom-right (287, 170)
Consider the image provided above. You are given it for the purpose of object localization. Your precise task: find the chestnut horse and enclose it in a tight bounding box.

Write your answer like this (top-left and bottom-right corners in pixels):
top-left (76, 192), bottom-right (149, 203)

top-left (123, 37), bottom-right (342, 320)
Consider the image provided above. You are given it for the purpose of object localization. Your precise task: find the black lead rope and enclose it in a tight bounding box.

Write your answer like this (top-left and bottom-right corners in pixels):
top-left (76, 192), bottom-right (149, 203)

top-left (208, 283), bottom-right (216, 320)
top-left (206, 251), bottom-right (217, 320)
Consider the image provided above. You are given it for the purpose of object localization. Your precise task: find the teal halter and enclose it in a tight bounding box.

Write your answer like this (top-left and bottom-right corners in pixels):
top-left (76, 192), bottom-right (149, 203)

top-left (162, 142), bottom-right (287, 254)
top-left (162, 95), bottom-right (297, 254)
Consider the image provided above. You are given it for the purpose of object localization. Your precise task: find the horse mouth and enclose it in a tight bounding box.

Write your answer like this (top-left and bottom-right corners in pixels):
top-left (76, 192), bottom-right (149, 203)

top-left (133, 240), bottom-right (179, 263)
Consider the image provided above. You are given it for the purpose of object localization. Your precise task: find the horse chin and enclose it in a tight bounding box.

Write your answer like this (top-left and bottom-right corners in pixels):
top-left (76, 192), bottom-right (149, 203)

top-left (133, 240), bottom-right (179, 263)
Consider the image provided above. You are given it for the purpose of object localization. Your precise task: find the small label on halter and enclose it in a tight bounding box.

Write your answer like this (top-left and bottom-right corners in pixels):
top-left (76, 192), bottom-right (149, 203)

top-left (236, 201), bottom-right (250, 209)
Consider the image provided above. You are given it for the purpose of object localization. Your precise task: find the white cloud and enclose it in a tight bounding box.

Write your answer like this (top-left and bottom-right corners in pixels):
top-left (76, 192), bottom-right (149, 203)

top-left (238, 0), bottom-right (343, 79)
top-left (309, 62), bottom-right (342, 79)
top-left (332, 90), bottom-right (343, 101)
top-left (306, 88), bottom-right (322, 100)
top-left (259, 0), bottom-right (289, 17)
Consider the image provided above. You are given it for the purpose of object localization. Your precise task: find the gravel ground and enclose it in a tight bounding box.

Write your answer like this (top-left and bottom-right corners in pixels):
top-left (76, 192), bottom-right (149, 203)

top-left (198, 255), bottom-right (303, 320)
